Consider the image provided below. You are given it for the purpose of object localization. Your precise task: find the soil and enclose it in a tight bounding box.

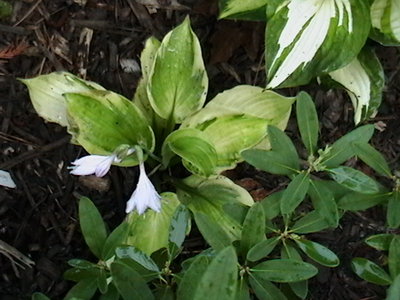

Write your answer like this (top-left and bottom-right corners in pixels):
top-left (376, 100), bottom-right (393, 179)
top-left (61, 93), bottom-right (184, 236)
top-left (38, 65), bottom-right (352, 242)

top-left (0, 1), bottom-right (399, 299)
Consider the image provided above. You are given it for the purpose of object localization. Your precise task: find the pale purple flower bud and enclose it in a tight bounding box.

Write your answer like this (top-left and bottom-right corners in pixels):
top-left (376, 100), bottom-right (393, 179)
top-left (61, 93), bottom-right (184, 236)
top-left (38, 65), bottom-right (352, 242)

top-left (70, 154), bottom-right (117, 177)
top-left (126, 163), bottom-right (161, 215)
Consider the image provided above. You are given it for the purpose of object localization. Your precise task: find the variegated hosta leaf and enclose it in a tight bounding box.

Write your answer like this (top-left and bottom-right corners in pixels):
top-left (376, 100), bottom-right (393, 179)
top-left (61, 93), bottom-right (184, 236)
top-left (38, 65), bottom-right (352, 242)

top-left (126, 192), bottom-right (180, 255)
top-left (162, 128), bottom-right (218, 177)
top-left (266, 0), bottom-right (370, 89)
top-left (147, 17), bottom-right (208, 124)
top-left (65, 90), bottom-right (155, 166)
top-left (370, 0), bottom-right (400, 45)
top-left (218, 0), bottom-right (268, 20)
top-left (20, 72), bottom-right (105, 127)
top-left (328, 47), bottom-right (384, 124)
top-left (177, 175), bottom-right (253, 250)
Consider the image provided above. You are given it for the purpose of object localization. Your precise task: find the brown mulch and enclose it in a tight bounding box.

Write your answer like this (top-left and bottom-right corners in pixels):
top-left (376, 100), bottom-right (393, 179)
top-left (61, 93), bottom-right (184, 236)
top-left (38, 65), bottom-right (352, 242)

top-left (1, 1), bottom-right (400, 299)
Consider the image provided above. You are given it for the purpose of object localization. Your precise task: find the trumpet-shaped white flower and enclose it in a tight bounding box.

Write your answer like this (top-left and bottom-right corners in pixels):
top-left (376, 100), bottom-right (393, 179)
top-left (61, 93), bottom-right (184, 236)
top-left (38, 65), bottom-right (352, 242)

top-left (70, 154), bottom-right (119, 177)
top-left (126, 162), bottom-right (161, 215)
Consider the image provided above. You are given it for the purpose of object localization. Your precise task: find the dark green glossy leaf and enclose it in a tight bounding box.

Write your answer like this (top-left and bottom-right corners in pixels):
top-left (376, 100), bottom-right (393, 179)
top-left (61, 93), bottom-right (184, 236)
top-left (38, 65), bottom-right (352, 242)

top-left (97, 268), bottom-right (108, 294)
top-left (280, 172), bottom-right (310, 215)
top-left (251, 259), bottom-right (318, 283)
top-left (115, 246), bottom-right (160, 272)
top-left (32, 293), bottom-right (51, 300)
top-left (241, 203), bottom-right (266, 255)
top-left (193, 246), bottom-right (238, 300)
top-left (352, 142), bottom-right (392, 177)
top-left (308, 180), bottom-right (339, 227)
top-left (63, 267), bottom-right (100, 283)
top-left (235, 277), bottom-right (250, 300)
top-left (99, 283), bottom-right (119, 300)
top-left (111, 261), bottom-right (154, 300)
top-left (389, 236), bottom-right (400, 278)
top-left (365, 234), bottom-right (395, 251)
top-left (68, 259), bottom-right (98, 270)
top-left (296, 92), bottom-right (319, 155)
top-left (387, 274), bottom-right (400, 300)
top-left (260, 190), bottom-right (282, 220)
top-left (338, 192), bottom-right (388, 211)
top-left (328, 166), bottom-right (381, 194)
top-left (351, 257), bottom-right (392, 285)
top-left (295, 239), bottom-right (339, 267)
top-left (387, 191), bottom-right (400, 228)
top-left (321, 125), bottom-right (375, 168)
top-left (291, 211), bottom-right (331, 234)
top-left (268, 126), bottom-right (300, 171)
top-left (177, 255), bottom-right (212, 300)
top-left (79, 197), bottom-right (107, 259)
top-left (248, 276), bottom-right (287, 300)
top-left (102, 221), bottom-right (129, 260)
top-left (247, 236), bottom-right (280, 262)
top-left (154, 286), bottom-right (175, 300)
top-left (64, 277), bottom-right (98, 300)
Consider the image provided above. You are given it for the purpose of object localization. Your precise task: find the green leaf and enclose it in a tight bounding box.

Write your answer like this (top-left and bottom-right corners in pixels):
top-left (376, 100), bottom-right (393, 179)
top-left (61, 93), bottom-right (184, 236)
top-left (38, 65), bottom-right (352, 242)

top-left (168, 204), bottom-right (190, 259)
top-left (111, 261), bottom-right (154, 300)
top-left (126, 192), bottom-right (180, 255)
top-left (177, 175), bottom-right (253, 250)
top-left (280, 172), bottom-right (310, 215)
top-left (218, 0), bottom-right (268, 20)
top-left (251, 259), bottom-right (318, 283)
top-left (247, 236), bottom-right (281, 262)
top-left (177, 255), bottom-right (212, 300)
top-left (193, 246), bottom-right (238, 300)
top-left (148, 17), bottom-right (208, 123)
top-left (0, 0), bottom-right (12, 18)
top-left (99, 283), bottom-right (119, 300)
top-left (296, 92), bottom-right (319, 155)
top-left (64, 277), bottom-right (98, 300)
top-left (352, 142), bottom-right (392, 177)
top-left (19, 72), bottom-right (105, 127)
top-left (154, 286), bottom-right (174, 300)
top-left (387, 191), bottom-right (400, 228)
top-left (370, 0), bottom-right (400, 45)
top-left (338, 191), bottom-right (387, 211)
top-left (115, 246), bottom-right (160, 272)
top-left (240, 203), bottom-right (266, 255)
top-left (248, 276), bottom-right (288, 300)
top-left (242, 149), bottom-right (298, 176)
top-left (198, 114), bottom-right (269, 172)
top-left (102, 221), bottom-right (129, 260)
top-left (328, 166), bottom-right (381, 194)
top-left (268, 126), bottom-right (299, 170)
top-left (66, 91), bottom-right (154, 165)
top-left (328, 47), bottom-right (385, 124)
top-left (235, 278), bottom-right (250, 300)
top-left (387, 274), bottom-right (400, 300)
top-left (63, 267), bottom-right (100, 283)
top-left (389, 236), bottom-right (400, 278)
top-left (97, 268), bottom-right (108, 294)
top-left (162, 128), bottom-right (217, 176)
top-left (308, 180), bottom-right (339, 227)
top-left (260, 191), bottom-right (282, 220)
top-left (321, 125), bottom-right (375, 168)
top-left (32, 293), bottom-right (51, 300)
top-left (79, 197), bottom-right (107, 258)
top-left (291, 211), bottom-right (331, 234)
top-left (351, 257), bottom-right (392, 285)
top-left (365, 234), bottom-right (395, 251)
top-left (265, 0), bottom-right (370, 88)
top-left (294, 239), bottom-right (340, 267)
top-left (68, 259), bottom-right (98, 270)
top-left (182, 85), bottom-right (294, 138)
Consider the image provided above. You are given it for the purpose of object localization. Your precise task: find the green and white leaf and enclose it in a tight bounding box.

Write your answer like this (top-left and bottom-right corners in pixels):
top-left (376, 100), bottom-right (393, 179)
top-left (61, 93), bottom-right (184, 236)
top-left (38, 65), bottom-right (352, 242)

top-left (147, 17), bottom-right (208, 124)
top-left (218, 0), bottom-right (268, 20)
top-left (126, 192), bottom-right (180, 255)
top-left (20, 71), bottom-right (105, 127)
top-left (177, 175), bottom-right (253, 250)
top-left (266, 0), bottom-right (370, 88)
top-left (370, 0), bottom-right (400, 45)
top-left (328, 48), bottom-right (384, 124)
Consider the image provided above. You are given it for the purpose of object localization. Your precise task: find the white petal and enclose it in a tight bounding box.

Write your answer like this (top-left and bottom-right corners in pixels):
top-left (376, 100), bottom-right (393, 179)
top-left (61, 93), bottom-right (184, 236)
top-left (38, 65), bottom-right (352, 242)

top-left (125, 163), bottom-right (161, 215)
top-left (70, 154), bottom-right (114, 177)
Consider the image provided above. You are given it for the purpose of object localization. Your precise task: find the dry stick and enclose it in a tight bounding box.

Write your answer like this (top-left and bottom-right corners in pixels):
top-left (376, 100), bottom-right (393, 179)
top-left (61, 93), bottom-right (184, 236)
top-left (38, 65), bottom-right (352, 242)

top-left (0, 136), bottom-right (70, 170)
top-left (13, 0), bottom-right (43, 27)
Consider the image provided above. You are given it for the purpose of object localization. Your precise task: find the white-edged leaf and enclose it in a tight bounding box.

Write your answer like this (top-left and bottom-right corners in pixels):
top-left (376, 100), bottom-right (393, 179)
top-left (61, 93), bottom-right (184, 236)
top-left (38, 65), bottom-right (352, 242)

top-left (328, 47), bottom-right (384, 124)
top-left (266, 0), bottom-right (370, 88)
top-left (370, 0), bottom-right (400, 45)
top-left (218, 0), bottom-right (268, 20)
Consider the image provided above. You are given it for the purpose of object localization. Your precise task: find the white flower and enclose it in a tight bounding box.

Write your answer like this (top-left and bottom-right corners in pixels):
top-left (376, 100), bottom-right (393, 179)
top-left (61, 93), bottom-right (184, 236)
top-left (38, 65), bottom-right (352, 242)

top-left (70, 154), bottom-right (119, 177)
top-left (126, 162), bottom-right (161, 215)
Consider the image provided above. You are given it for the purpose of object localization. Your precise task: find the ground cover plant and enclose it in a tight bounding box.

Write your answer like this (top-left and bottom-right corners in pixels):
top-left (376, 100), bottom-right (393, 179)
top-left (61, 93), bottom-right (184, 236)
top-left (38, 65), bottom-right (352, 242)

top-left (0, 0), bottom-right (399, 299)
